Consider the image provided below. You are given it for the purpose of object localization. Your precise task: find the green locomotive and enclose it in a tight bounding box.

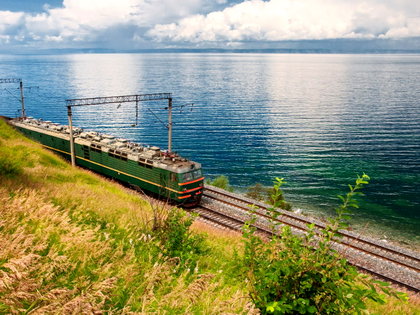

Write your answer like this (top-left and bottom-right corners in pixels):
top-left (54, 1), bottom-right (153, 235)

top-left (10, 117), bottom-right (204, 206)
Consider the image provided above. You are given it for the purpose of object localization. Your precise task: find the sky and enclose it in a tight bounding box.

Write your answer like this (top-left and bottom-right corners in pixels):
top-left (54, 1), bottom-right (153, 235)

top-left (0, 0), bottom-right (419, 52)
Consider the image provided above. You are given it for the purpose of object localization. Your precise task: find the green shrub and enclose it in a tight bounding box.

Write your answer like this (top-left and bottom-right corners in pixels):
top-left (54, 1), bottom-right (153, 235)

top-left (0, 149), bottom-right (23, 177)
top-left (0, 119), bottom-right (12, 139)
top-left (207, 175), bottom-right (234, 192)
top-left (267, 177), bottom-right (292, 211)
top-left (246, 179), bottom-right (292, 211)
top-left (245, 183), bottom-right (269, 201)
top-left (152, 205), bottom-right (208, 271)
top-left (241, 174), bottom-right (406, 314)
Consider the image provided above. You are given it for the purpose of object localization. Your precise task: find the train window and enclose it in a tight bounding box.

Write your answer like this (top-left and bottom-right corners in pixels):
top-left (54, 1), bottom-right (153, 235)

top-left (193, 169), bottom-right (202, 179)
top-left (182, 172), bottom-right (193, 181)
top-left (171, 174), bottom-right (177, 182)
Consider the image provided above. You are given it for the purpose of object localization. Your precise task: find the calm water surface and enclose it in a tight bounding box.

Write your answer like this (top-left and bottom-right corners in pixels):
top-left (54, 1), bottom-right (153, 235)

top-left (1, 53), bottom-right (419, 243)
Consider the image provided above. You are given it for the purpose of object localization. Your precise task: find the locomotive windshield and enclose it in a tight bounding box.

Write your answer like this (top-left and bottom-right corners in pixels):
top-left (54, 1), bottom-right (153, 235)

top-left (180, 169), bottom-right (202, 182)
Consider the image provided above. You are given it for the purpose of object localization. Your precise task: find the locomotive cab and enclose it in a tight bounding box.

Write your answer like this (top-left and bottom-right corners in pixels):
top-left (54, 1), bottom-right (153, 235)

top-left (177, 167), bottom-right (204, 206)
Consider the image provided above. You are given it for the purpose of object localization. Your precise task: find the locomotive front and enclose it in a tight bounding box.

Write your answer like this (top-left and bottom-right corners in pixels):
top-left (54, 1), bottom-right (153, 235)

top-left (176, 163), bottom-right (204, 207)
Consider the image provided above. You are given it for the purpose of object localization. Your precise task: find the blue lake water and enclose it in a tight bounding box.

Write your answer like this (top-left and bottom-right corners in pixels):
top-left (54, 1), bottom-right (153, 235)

top-left (0, 53), bottom-right (419, 243)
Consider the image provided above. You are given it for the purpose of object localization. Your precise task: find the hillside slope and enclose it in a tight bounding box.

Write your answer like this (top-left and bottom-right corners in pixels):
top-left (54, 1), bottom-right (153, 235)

top-left (0, 118), bottom-right (418, 314)
top-left (0, 118), bottom-right (250, 313)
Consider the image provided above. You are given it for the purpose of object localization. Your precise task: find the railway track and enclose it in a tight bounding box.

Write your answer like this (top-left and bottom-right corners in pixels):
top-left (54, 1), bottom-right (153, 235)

top-left (194, 185), bottom-right (420, 292)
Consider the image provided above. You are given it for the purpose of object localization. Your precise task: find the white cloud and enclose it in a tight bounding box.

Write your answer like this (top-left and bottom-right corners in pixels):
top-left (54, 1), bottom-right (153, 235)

top-left (0, 0), bottom-right (207, 46)
top-left (0, 0), bottom-right (419, 49)
top-left (148, 0), bottom-right (420, 42)
top-left (0, 11), bottom-right (24, 32)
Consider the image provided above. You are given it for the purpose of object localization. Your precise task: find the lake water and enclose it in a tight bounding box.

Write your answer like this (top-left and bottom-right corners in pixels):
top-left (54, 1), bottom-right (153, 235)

top-left (0, 53), bottom-right (419, 244)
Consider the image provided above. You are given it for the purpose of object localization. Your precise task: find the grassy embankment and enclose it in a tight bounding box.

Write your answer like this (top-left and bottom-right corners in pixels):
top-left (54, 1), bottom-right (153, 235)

top-left (0, 118), bottom-right (419, 314)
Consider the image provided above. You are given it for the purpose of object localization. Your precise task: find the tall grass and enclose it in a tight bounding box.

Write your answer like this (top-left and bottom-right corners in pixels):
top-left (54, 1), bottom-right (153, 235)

top-left (0, 188), bottom-right (253, 313)
top-left (0, 119), bottom-right (251, 313)
top-left (0, 118), bottom-right (418, 314)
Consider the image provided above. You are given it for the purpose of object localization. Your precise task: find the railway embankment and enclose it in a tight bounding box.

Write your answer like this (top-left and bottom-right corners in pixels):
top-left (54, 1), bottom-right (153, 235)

top-left (0, 117), bottom-right (419, 313)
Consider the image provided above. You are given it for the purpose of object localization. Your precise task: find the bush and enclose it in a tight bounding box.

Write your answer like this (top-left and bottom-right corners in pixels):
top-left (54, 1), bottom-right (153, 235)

top-left (245, 183), bottom-right (269, 201)
top-left (0, 148), bottom-right (23, 177)
top-left (267, 177), bottom-right (292, 211)
top-left (241, 174), bottom-right (406, 314)
top-left (151, 203), bottom-right (208, 271)
top-left (207, 175), bottom-right (234, 192)
top-left (246, 179), bottom-right (292, 211)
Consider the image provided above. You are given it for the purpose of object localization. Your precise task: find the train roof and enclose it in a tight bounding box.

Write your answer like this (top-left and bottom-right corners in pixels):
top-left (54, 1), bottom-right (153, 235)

top-left (11, 117), bottom-right (201, 174)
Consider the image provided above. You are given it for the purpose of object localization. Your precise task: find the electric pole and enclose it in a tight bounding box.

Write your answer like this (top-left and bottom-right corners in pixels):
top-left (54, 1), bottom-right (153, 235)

top-left (19, 80), bottom-right (25, 118)
top-left (168, 97), bottom-right (173, 153)
top-left (67, 106), bottom-right (76, 167)
top-left (0, 78), bottom-right (25, 118)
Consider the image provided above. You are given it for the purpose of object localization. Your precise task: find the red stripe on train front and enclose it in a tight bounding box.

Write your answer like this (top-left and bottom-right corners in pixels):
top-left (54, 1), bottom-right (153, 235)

top-left (178, 194), bottom-right (192, 199)
top-left (178, 177), bottom-right (205, 186)
top-left (179, 186), bottom-right (203, 194)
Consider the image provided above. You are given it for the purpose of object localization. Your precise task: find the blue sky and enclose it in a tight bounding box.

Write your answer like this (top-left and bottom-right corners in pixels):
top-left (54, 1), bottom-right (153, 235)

top-left (1, 0), bottom-right (63, 12)
top-left (0, 0), bottom-right (419, 52)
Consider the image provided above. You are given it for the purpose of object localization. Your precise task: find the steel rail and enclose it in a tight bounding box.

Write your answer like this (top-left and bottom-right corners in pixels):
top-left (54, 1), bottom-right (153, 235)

top-left (204, 186), bottom-right (420, 273)
top-left (355, 265), bottom-right (420, 293)
top-left (195, 204), bottom-right (274, 236)
top-left (200, 186), bottom-right (420, 292)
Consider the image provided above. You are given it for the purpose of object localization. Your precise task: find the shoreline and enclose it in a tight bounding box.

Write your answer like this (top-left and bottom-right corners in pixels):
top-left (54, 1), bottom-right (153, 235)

top-left (232, 186), bottom-right (420, 252)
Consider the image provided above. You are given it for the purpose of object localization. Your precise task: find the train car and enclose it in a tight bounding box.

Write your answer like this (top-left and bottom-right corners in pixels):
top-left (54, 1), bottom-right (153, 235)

top-left (9, 117), bottom-right (204, 206)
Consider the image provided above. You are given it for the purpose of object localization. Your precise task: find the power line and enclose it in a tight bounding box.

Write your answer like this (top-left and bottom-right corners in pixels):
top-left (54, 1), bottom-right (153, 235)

top-left (0, 78), bottom-right (21, 84)
top-left (65, 93), bottom-right (172, 107)
top-left (0, 78), bottom-right (25, 117)
top-left (65, 93), bottom-right (174, 166)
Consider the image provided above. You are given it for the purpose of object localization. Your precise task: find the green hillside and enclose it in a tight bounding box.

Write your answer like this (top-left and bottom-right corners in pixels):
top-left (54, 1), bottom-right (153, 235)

top-left (0, 118), bottom-right (418, 314)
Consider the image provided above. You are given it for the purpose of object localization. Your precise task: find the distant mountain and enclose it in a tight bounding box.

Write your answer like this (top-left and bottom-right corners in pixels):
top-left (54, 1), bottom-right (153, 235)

top-left (1, 38), bottom-right (419, 55)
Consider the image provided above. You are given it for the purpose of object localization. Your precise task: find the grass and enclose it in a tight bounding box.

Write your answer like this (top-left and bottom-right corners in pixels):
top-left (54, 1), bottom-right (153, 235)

top-left (0, 117), bottom-right (419, 314)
